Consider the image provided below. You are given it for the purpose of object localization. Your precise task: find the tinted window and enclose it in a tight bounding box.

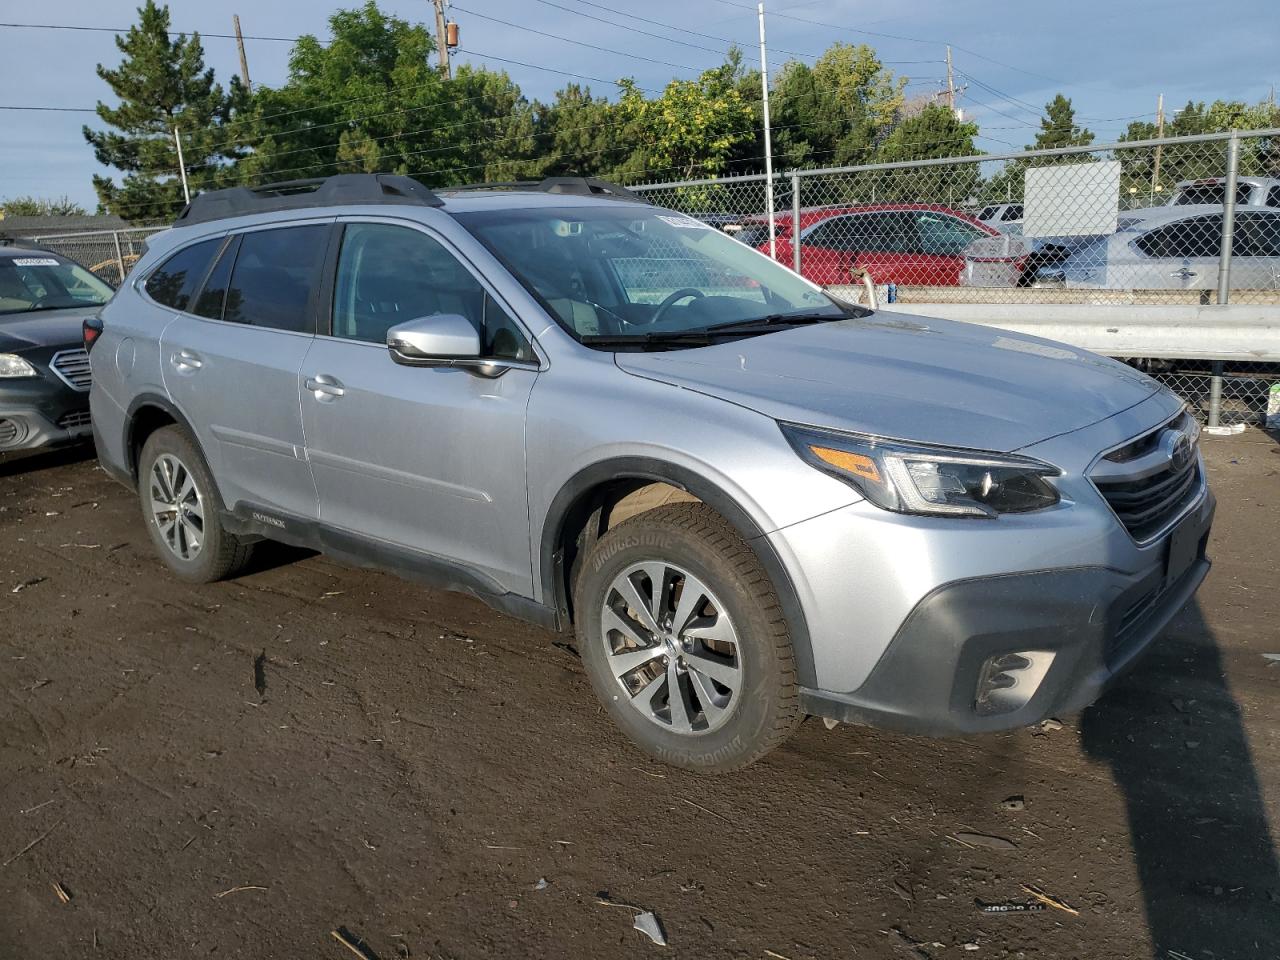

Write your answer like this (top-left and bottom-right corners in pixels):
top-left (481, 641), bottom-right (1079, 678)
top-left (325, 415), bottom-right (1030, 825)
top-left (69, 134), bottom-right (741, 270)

top-left (145, 239), bottom-right (221, 311)
top-left (1001, 204), bottom-right (1024, 221)
top-left (332, 223), bottom-right (530, 360)
top-left (1233, 213), bottom-right (1280, 258)
top-left (1135, 215), bottom-right (1221, 259)
top-left (1173, 183), bottom-right (1250, 206)
top-left (224, 225), bottom-right (329, 332)
top-left (192, 236), bottom-right (238, 320)
top-left (916, 212), bottom-right (986, 255)
top-left (978, 206), bottom-right (998, 221)
top-left (1268, 186), bottom-right (1280, 209)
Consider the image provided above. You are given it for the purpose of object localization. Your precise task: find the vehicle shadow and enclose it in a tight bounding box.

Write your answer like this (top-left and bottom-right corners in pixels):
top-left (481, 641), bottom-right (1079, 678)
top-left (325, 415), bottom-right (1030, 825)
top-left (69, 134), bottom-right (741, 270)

top-left (0, 442), bottom-right (95, 478)
top-left (1081, 599), bottom-right (1279, 958)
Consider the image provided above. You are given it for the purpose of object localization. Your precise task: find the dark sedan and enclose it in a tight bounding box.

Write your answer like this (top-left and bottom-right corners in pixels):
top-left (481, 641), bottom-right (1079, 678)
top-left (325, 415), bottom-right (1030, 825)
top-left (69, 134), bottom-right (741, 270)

top-left (0, 247), bottom-right (114, 453)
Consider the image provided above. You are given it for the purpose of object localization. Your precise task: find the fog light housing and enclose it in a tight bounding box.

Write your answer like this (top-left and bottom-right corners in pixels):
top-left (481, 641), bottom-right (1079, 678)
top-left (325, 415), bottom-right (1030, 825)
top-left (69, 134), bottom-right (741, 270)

top-left (975, 650), bottom-right (1056, 716)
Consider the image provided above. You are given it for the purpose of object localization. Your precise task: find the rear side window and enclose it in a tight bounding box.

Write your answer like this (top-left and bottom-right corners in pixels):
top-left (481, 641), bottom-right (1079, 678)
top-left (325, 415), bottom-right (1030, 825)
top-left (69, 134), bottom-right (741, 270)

top-left (1268, 186), bottom-right (1280, 209)
top-left (144, 238), bottom-right (221, 311)
top-left (1233, 213), bottom-right (1280, 258)
top-left (1134, 215), bottom-right (1221, 259)
top-left (1001, 205), bottom-right (1023, 221)
top-left (224, 225), bottom-right (329, 332)
top-left (1173, 183), bottom-right (1249, 207)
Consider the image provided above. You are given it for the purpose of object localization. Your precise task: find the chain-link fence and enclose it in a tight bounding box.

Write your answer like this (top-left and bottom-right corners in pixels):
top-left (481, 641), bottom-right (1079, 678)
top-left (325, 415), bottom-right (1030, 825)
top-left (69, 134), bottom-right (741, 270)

top-left (630, 129), bottom-right (1280, 427)
top-left (15, 226), bottom-right (165, 286)
top-left (630, 129), bottom-right (1280, 307)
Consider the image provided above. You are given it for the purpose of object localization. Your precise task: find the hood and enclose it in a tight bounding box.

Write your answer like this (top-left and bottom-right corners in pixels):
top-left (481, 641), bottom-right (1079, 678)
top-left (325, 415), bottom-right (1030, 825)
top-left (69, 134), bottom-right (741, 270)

top-left (0, 307), bottom-right (98, 353)
top-left (615, 313), bottom-right (1163, 452)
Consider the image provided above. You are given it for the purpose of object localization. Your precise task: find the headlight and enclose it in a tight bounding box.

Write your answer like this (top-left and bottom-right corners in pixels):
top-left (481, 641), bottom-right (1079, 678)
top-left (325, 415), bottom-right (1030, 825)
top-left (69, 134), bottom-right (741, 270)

top-left (0, 354), bottom-right (38, 378)
top-left (781, 423), bottom-right (1061, 518)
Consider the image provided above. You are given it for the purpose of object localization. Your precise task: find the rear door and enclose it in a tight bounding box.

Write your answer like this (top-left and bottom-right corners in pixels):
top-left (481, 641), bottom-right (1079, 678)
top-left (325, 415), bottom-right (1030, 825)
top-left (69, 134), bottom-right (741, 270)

top-left (161, 220), bottom-right (332, 521)
top-left (863, 210), bottom-right (988, 286)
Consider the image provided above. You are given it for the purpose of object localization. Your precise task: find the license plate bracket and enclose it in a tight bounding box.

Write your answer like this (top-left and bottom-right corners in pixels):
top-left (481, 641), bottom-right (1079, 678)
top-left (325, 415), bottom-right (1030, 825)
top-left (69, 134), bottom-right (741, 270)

top-left (1165, 515), bottom-right (1200, 587)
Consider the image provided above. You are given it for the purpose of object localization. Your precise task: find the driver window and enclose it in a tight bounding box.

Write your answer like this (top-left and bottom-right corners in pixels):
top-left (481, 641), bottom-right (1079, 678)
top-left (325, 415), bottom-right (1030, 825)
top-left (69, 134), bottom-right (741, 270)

top-left (332, 223), bottom-right (530, 359)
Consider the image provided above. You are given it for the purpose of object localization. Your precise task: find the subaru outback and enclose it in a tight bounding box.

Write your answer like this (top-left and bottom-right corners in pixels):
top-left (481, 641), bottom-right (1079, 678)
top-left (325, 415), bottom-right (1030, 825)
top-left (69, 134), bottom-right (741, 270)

top-left (89, 175), bottom-right (1214, 771)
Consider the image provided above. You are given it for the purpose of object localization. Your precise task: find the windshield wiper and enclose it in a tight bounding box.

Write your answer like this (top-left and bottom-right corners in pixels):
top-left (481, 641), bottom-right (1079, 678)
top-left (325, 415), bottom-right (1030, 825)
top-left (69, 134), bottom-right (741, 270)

top-left (581, 330), bottom-right (715, 350)
top-left (703, 312), bottom-right (847, 334)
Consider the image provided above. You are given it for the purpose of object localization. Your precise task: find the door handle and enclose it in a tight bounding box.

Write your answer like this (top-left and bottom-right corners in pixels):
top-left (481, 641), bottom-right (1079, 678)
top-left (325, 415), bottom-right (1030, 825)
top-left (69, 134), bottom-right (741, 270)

top-left (304, 374), bottom-right (345, 400)
top-left (1170, 267), bottom-right (1197, 280)
top-left (171, 348), bottom-right (203, 370)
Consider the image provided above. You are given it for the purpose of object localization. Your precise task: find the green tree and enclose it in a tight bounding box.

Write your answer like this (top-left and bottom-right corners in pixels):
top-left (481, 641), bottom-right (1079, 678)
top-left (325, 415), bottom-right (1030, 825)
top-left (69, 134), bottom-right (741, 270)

top-left (983, 94), bottom-right (1096, 202)
top-left (0, 195), bottom-right (88, 217)
top-left (873, 104), bottom-right (981, 202)
top-left (769, 44), bottom-right (904, 170)
top-left (532, 84), bottom-right (627, 178)
top-left (611, 62), bottom-right (756, 183)
top-left (1118, 97), bottom-right (1280, 200)
top-left (236, 2), bottom-right (537, 187)
top-left (1032, 94), bottom-right (1094, 151)
top-left (83, 0), bottom-right (241, 221)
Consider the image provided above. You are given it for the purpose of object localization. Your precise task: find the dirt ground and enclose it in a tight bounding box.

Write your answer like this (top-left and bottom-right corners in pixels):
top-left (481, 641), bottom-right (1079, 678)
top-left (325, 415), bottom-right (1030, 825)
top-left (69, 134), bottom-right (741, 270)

top-left (1, 432), bottom-right (1277, 960)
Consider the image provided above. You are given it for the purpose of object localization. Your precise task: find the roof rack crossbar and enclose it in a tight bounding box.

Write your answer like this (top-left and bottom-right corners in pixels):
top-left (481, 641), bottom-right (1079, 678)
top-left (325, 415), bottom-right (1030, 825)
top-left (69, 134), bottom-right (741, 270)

top-left (174, 174), bottom-right (445, 226)
top-left (442, 176), bottom-right (647, 203)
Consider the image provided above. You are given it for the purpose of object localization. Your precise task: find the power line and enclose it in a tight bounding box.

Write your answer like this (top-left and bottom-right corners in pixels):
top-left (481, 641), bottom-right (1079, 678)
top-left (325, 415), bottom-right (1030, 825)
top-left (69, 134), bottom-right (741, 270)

top-left (0, 21), bottom-right (308, 43)
top-left (449, 6), bottom-right (703, 73)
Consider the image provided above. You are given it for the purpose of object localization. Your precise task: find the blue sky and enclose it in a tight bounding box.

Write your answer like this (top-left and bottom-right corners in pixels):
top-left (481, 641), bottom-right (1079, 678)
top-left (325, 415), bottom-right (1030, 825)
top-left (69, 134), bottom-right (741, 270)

top-left (1, 0), bottom-right (1276, 209)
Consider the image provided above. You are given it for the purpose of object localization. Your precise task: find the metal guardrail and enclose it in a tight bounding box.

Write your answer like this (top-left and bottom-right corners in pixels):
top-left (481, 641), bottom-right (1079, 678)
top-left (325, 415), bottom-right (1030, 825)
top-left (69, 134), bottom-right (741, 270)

top-left (827, 296), bottom-right (1280, 363)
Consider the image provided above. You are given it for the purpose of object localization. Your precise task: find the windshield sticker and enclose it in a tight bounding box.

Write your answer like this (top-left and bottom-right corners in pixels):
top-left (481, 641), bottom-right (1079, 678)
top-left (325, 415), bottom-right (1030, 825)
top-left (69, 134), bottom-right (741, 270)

top-left (657, 215), bottom-right (710, 230)
top-left (10, 257), bottom-right (60, 267)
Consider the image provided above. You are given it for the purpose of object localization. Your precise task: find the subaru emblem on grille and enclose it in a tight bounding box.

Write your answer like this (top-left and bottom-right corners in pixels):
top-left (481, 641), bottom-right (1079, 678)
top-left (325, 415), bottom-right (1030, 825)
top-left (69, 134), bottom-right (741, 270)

top-left (1170, 433), bottom-right (1192, 471)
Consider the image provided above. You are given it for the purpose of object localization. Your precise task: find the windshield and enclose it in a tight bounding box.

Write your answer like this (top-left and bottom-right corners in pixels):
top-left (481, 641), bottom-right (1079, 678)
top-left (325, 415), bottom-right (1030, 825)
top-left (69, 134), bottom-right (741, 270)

top-left (456, 205), bottom-right (850, 347)
top-left (0, 255), bottom-right (114, 316)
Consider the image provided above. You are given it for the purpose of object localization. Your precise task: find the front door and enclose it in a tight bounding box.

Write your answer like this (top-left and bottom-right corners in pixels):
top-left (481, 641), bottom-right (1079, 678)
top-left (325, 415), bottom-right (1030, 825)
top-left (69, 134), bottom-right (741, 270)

top-left (300, 220), bottom-right (540, 596)
top-left (161, 222), bottom-right (332, 520)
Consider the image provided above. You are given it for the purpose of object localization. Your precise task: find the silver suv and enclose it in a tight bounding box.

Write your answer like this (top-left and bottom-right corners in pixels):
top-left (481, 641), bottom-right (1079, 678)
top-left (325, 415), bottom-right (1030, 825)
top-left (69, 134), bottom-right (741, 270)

top-left (90, 175), bottom-right (1215, 771)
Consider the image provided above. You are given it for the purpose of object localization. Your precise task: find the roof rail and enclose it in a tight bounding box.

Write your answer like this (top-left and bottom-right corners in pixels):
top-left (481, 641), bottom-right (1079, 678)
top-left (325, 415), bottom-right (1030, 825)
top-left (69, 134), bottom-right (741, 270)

top-left (174, 174), bottom-right (444, 226)
top-left (441, 176), bottom-right (646, 202)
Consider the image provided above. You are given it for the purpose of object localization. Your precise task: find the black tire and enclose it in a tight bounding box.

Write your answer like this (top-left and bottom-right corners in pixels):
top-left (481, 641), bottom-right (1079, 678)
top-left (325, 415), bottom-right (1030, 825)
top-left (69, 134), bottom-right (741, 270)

top-left (138, 425), bottom-right (254, 583)
top-left (574, 502), bottom-right (802, 772)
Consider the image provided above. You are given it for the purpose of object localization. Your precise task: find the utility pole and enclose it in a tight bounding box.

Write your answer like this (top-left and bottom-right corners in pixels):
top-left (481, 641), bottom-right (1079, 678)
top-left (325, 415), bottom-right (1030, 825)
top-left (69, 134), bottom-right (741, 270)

top-left (173, 127), bottom-right (191, 204)
top-left (1152, 93), bottom-right (1165, 198)
top-left (758, 2), bottom-right (776, 260)
top-left (233, 15), bottom-right (252, 93)
top-left (432, 0), bottom-right (451, 79)
top-left (945, 46), bottom-right (956, 113)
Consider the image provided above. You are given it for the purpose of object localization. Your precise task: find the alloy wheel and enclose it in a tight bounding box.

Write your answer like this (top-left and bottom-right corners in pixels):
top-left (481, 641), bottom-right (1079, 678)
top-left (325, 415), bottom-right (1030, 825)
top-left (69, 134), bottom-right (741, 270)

top-left (600, 561), bottom-right (742, 735)
top-left (149, 452), bottom-right (205, 562)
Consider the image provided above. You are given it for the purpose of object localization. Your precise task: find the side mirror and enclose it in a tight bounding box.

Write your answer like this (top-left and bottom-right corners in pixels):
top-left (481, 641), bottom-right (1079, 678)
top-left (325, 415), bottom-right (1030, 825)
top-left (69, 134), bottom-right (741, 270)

top-left (386, 314), bottom-right (480, 366)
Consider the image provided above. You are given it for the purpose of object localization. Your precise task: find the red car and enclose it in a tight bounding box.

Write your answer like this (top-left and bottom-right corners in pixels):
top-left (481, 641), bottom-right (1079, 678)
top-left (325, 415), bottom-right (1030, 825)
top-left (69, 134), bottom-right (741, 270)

top-left (739, 203), bottom-right (1000, 287)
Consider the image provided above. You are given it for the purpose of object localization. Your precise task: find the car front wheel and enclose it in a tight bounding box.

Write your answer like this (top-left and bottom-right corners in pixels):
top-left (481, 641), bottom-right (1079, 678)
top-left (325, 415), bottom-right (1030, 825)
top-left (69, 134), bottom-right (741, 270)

top-left (575, 502), bottom-right (802, 772)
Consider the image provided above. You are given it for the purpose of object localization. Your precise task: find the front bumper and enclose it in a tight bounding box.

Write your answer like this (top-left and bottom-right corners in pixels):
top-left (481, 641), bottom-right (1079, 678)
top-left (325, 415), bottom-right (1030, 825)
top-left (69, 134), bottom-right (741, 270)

top-left (0, 376), bottom-right (92, 453)
top-left (798, 489), bottom-right (1215, 735)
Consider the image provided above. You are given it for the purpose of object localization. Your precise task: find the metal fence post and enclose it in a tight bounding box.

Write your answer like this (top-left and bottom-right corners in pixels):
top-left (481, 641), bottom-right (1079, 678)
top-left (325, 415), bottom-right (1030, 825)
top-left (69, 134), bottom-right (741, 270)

top-left (790, 172), bottom-right (802, 275)
top-left (111, 231), bottom-right (126, 286)
top-left (1209, 130), bottom-right (1240, 428)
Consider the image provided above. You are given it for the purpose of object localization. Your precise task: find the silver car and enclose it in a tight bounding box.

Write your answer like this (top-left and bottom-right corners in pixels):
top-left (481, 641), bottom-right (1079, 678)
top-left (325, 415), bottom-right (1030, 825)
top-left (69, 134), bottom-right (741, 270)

top-left (1012, 204), bottom-right (1280, 291)
top-left (89, 174), bottom-right (1214, 771)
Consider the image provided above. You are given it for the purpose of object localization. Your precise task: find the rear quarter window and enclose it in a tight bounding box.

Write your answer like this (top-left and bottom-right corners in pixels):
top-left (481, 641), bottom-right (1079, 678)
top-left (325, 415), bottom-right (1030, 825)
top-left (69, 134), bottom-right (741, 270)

top-left (144, 238), bottom-right (222, 311)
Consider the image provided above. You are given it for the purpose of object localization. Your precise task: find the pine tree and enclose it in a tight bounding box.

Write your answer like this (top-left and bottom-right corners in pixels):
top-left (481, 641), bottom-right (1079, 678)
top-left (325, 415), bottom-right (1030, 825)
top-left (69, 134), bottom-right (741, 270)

top-left (1031, 94), bottom-right (1094, 151)
top-left (83, 1), bottom-right (238, 222)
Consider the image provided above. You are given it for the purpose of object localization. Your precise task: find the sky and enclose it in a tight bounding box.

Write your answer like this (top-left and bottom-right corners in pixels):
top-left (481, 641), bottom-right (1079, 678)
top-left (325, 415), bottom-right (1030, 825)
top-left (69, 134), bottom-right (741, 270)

top-left (1, 0), bottom-right (1276, 210)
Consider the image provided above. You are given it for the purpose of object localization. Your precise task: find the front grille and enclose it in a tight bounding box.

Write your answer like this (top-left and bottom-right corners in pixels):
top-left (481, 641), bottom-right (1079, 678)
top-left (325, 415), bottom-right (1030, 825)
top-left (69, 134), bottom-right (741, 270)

top-left (1092, 414), bottom-right (1202, 542)
top-left (0, 418), bottom-right (20, 446)
top-left (50, 348), bottom-right (92, 391)
top-left (57, 409), bottom-right (92, 430)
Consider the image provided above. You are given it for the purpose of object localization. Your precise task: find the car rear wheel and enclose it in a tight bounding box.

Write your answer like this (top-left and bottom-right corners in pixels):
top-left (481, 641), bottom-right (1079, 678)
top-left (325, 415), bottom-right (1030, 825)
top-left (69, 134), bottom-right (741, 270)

top-left (575, 502), bottom-right (802, 772)
top-left (138, 425), bottom-right (254, 582)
